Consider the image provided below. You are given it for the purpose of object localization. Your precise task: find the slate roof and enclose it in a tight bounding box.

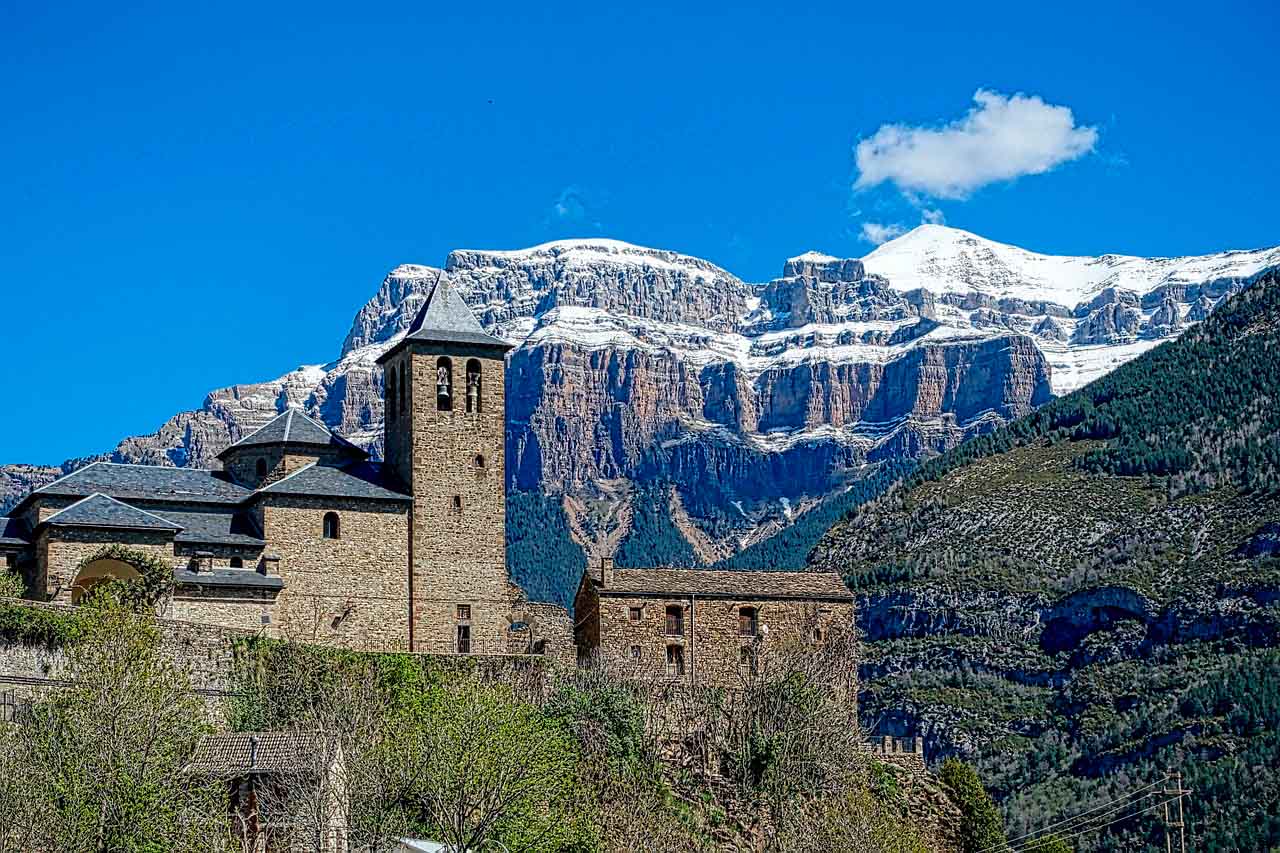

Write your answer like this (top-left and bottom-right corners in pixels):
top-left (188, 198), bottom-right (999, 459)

top-left (0, 516), bottom-right (30, 547)
top-left (43, 493), bottom-right (183, 533)
top-left (163, 510), bottom-right (265, 546)
top-left (255, 460), bottom-right (410, 503)
top-left (173, 567), bottom-right (284, 591)
top-left (185, 732), bottom-right (326, 776)
top-left (377, 274), bottom-right (511, 363)
top-left (218, 408), bottom-right (366, 459)
top-left (597, 568), bottom-right (852, 600)
top-left (32, 462), bottom-right (251, 506)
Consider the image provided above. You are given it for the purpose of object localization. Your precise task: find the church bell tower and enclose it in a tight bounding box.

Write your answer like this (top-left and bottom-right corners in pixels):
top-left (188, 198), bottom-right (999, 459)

top-left (377, 273), bottom-right (514, 653)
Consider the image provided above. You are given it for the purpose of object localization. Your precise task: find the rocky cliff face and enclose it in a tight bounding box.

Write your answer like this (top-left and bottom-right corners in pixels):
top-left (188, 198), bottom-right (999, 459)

top-left (5, 229), bottom-right (1276, 560)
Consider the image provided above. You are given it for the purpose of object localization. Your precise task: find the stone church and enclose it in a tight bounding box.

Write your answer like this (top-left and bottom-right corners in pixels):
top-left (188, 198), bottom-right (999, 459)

top-left (0, 275), bottom-right (853, 677)
top-left (0, 277), bottom-right (567, 656)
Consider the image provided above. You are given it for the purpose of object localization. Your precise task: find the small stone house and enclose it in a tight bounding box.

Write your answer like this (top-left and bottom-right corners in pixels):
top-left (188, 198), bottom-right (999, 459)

top-left (573, 558), bottom-right (854, 688)
top-left (0, 275), bottom-right (567, 656)
top-left (186, 731), bottom-right (347, 853)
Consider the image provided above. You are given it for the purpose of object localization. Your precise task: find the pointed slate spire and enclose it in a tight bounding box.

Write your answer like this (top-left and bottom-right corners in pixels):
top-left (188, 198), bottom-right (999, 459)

top-left (377, 273), bottom-right (510, 364)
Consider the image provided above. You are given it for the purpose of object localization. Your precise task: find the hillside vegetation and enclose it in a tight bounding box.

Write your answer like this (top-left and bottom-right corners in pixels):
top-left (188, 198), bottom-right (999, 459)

top-left (811, 269), bottom-right (1280, 852)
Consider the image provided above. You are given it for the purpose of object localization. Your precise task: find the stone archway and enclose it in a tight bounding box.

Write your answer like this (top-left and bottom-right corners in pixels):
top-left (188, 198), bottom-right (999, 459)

top-left (70, 558), bottom-right (141, 605)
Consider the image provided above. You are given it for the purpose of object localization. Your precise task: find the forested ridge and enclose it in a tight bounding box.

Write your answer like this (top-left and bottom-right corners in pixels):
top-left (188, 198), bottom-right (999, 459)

top-left (811, 268), bottom-right (1280, 851)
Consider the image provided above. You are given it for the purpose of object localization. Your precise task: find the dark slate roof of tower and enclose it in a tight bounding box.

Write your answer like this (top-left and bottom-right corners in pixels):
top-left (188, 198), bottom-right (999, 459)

top-left (31, 462), bottom-right (251, 506)
top-left (377, 274), bottom-right (511, 363)
top-left (164, 510), bottom-right (265, 546)
top-left (0, 516), bottom-right (30, 547)
top-left (255, 461), bottom-right (410, 503)
top-left (173, 568), bottom-right (284, 591)
top-left (42, 493), bottom-right (183, 533)
top-left (594, 567), bottom-right (852, 601)
top-left (218, 408), bottom-right (366, 459)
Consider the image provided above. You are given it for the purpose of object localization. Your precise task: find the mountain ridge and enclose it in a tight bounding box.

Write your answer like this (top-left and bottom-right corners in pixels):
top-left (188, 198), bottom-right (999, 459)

top-left (3, 227), bottom-right (1276, 571)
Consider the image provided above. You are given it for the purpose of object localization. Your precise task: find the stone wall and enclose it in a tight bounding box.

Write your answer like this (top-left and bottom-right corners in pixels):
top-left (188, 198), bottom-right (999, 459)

top-left (168, 586), bottom-right (277, 633)
top-left (223, 446), bottom-right (353, 490)
top-left (862, 735), bottom-right (928, 773)
top-left (0, 599), bottom-right (561, 717)
top-left (579, 586), bottom-right (855, 689)
top-left (258, 495), bottom-right (410, 651)
top-left (40, 527), bottom-right (174, 603)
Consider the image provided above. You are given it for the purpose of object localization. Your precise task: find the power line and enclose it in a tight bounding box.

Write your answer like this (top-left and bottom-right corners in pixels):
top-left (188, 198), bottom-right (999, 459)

top-left (1007, 794), bottom-right (1186, 853)
top-left (979, 776), bottom-right (1173, 853)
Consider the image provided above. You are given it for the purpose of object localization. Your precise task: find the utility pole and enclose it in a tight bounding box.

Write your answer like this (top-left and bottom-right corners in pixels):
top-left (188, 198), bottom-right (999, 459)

top-left (1163, 772), bottom-right (1190, 853)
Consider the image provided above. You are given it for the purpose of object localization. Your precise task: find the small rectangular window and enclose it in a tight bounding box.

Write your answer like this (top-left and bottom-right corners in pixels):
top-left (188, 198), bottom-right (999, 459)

top-left (629, 606), bottom-right (642, 622)
top-left (665, 644), bottom-right (685, 677)
top-left (457, 624), bottom-right (471, 654)
top-left (665, 605), bottom-right (684, 636)
top-left (629, 645), bottom-right (641, 660)
top-left (456, 604), bottom-right (471, 621)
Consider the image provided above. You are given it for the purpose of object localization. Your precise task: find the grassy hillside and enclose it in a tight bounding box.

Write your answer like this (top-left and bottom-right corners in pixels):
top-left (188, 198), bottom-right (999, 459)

top-left (812, 268), bottom-right (1280, 851)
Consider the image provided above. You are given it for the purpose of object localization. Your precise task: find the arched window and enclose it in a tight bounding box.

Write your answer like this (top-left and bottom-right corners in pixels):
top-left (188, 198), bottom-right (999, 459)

top-left (256, 458), bottom-right (267, 478)
top-left (386, 368), bottom-right (397, 420)
top-left (322, 512), bottom-right (340, 540)
top-left (436, 357), bottom-right (453, 411)
top-left (465, 359), bottom-right (482, 413)
top-left (230, 557), bottom-right (244, 569)
top-left (399, 361), bottom-right (407, 412)
top-left (474, 454), bottom-right (486, 470)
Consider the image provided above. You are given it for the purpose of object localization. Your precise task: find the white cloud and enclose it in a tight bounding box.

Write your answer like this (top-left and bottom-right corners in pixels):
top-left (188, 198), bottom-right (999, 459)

top-left (548, 185), bottom-right (602, 230)
top-left (854, 90), bottom-right (1098, 200)
top-left (921, 208), bottom-right (945, 225)
top-left (859, 222), bottom-right (907, 245)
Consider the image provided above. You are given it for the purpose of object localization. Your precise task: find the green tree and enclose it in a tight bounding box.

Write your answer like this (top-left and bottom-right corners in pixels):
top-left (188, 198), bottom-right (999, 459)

top-left (412, 678), bottom-right (587, 852)
top-left (940, 758), bottom-right (1007, 853)
top-left (0, 604), bottom-right (228, 852)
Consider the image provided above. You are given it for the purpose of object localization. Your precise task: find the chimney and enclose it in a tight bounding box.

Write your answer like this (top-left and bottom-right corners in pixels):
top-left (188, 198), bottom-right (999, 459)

top-left (259, 554), bottom-right (280, 576)
top-left (192, 551), bottom-right (213, 573)
top-left (248, 734), bottom-right (259, 769)
top-left (599, 556), bottom-right (614, 587)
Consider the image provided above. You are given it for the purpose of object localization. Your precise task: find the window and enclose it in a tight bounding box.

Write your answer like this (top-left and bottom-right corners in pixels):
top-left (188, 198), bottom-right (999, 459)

top-left (665, 605), bottom-right (683, 636)
top-left (322, 512), bottom-right (340, 539)
top-left (436, 357), bottom-right (453, 411)
top-left (456, 604), bottom-right (471, 620)
top-left (629, 606), bottom-right (642, 622)
top-left (465, 359), bottom-right (482, 413)
top-left (665, 644), bottom-right (685, 677)
top-left (451, 495), bottom-right (463, 514)
top-left (386, 369), bottom-right (396, 420)
top-left (456, 624), bottom-right (471, 654)
top-left (739, 645), bottom-right (758, 675)
top-left (474, 454), bottom-right (486, 470)
top-left (812, 627), bottom-right (823, 643)
top-left (255, 458), bottom-right (267, 478)
top-left (738, 606), bottom-right (758, 637)
top-left (229, 557), bottom-right (243, 569)
top-left (629, 645), bottom-right (641, 660)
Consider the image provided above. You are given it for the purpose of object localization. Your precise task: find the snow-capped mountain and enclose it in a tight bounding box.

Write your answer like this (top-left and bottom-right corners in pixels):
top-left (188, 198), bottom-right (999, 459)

top-left (4, 227), bottom-right (1276, 561)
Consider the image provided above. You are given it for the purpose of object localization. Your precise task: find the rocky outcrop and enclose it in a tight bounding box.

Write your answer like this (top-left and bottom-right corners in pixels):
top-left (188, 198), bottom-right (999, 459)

top-left (5, 229), bottom-right (1277, 557)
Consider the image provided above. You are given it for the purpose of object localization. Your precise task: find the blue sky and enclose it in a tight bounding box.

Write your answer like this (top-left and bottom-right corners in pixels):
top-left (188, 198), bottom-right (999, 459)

top-left (2, 0), bottom-right (1277, 464)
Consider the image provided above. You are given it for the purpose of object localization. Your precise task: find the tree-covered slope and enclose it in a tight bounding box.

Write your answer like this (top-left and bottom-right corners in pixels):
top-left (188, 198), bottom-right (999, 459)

top-left (811, 268), bottom-right (1280, 852)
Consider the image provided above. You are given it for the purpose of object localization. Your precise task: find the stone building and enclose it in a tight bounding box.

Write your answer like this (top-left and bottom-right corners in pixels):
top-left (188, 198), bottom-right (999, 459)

top-left (573, 558), bottom-right (854, 688)
top-left (0, 276), bottom-right (563, 655)
top-left (186, 731), bottom-right (348, 852)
